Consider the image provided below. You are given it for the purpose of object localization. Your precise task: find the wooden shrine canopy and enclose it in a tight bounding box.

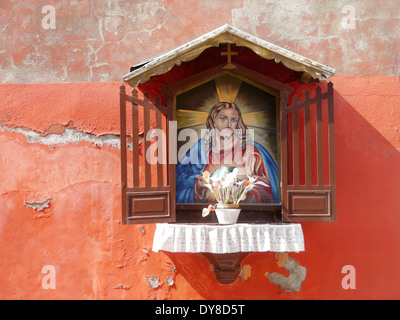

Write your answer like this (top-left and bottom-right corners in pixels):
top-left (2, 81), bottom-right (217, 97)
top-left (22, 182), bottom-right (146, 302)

top-left (122, 24), bottom-right (336, 87)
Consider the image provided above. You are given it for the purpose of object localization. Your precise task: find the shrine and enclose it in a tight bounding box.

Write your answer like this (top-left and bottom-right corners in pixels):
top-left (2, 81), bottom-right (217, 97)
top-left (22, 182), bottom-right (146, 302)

top-left (119, 24), bottom-right (336, 284)
top-left (1, 0), bottom-right (399, 301)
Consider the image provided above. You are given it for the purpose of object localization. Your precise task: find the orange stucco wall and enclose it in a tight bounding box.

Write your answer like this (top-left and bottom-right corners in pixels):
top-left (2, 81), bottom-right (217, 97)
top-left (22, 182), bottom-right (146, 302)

top-left (1, 0), bottom-right (399, 300)
top-left (1, 76), bottom-right (399, 299)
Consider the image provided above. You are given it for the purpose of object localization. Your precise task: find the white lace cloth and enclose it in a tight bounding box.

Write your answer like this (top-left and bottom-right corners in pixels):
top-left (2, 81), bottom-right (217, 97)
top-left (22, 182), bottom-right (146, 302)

top-left (152, 223), bottom-right (305, 254)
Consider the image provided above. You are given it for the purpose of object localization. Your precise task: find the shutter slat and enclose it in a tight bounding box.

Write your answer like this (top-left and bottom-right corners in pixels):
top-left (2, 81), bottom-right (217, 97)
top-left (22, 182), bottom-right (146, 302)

top-left (132, 90), bottom-right (139, 187)
top-left (120, 86), bottom-right (175, 224)
top-left (293, 109), bottom-right (300, 186)
top-left (316, 87), bottom-right (324, 187)
top-left (155, 109), bottom-right (163, 187)
top-left (143, 103), bottom-right (151, 188)
top-left (304, 91), bottom-right (312, 187)
top-left (282, 83), bottom-right (336, 222)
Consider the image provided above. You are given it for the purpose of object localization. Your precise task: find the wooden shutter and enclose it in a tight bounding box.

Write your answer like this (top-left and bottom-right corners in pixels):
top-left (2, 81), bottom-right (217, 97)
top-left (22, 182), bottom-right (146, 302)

top-left (281, 82), bottom-right (336, 222)
top-left (120, 85), bottom-right (176, 224)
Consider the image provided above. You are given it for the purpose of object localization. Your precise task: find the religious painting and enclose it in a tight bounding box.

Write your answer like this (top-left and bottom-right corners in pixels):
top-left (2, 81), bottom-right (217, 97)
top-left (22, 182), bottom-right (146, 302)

top-left (175, 73), bottom-right (279, 204)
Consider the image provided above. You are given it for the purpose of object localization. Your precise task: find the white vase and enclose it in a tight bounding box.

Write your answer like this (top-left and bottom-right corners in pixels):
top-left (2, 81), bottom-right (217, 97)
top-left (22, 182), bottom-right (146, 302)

top-left (215, 204), bottom-right (241, 224)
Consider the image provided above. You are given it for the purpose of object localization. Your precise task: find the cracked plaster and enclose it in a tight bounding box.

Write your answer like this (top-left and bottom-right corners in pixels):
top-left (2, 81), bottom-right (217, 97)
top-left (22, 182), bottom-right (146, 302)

top-left (0, 125), bottom-right (121, 148)
top-left (25, 198), bottom-right (51, 211)
top-left (1, 0), bottom-right (400, 301)
top-left (1, 0), bottom-right (398, 84)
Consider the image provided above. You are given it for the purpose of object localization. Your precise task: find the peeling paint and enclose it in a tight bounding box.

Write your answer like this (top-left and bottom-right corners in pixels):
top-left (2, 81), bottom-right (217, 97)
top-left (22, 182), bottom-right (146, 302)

top-left (43, 121), bottom-right (75, 136)
top-left (0, 125), bottom-right (121, 148)
top-left (25, 198), bottom-right (51, 211)
top-left (266, 254), bottom-right (306, 292)
top-left (146, 276), bottom-right (161, 289)
top-left (276, 252), bottom-right (289, 268)
top-left (114, 284), bottom-right (131, 290)
top-left (0, 0), bottom-right (398, 301)
top-left (1, 0), bottom-right (397, 84)
top-left (241, 264), bottom-right (252, 281)
top-left (166, 276), bottom-right (174, 286)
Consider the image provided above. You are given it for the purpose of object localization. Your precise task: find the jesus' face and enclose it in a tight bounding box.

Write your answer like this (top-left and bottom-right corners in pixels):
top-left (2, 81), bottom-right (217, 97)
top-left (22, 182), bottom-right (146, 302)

top-left (213, 107), bottom-right (239, 139)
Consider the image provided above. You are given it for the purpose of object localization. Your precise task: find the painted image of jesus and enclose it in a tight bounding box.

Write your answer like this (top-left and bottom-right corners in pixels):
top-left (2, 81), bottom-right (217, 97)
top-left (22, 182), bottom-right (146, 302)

top-left (175, 74), bottom-right (279, 204)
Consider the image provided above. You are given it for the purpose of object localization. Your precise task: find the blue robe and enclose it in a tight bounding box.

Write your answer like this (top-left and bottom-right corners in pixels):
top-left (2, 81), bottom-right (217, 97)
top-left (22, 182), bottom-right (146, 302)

top-left (176, 139), bottom-right (279, 203)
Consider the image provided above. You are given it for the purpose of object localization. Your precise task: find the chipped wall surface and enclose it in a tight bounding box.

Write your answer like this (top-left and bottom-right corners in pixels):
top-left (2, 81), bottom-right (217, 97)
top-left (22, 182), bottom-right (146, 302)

top-left (0, 0), bottom-right (399, 84)
top-left (1, 0), bottom-right (400, 300)
top-left (266, 254), bottom-right (307, 292)
top-left (1, 76), bottom-right (399, 300)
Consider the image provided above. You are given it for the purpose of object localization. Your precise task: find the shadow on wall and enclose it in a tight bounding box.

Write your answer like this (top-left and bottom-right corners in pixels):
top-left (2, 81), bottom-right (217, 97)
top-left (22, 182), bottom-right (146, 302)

top-left (333, 85), bottom-right (400, 221)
